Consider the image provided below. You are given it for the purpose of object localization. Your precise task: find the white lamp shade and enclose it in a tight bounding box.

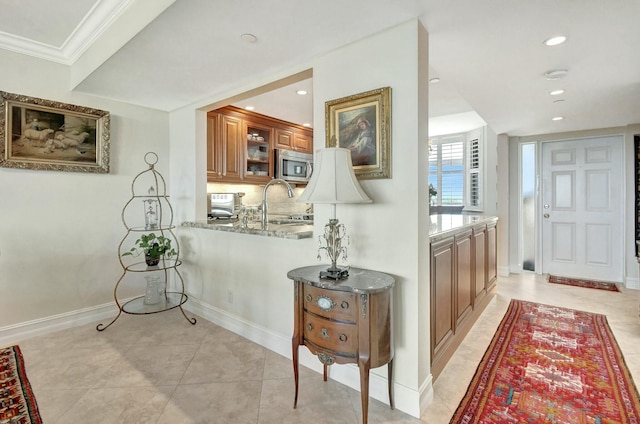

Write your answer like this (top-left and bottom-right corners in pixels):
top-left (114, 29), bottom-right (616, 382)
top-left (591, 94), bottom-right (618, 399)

top-left (298, 148), bottom-right (372, 204)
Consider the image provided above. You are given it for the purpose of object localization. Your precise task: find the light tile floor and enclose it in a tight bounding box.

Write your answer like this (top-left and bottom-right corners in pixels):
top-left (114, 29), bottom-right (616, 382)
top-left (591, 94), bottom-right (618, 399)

top-left (8, 272), bottom-right (640, 423)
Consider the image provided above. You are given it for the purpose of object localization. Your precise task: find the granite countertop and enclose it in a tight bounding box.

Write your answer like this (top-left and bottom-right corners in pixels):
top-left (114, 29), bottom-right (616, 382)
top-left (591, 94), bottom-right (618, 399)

top-left (183, 213), bottom-right (496, 241)
top-left (181, 219), bottom-right (313, 240)
top-left (429, 214), bottom-right (498, 242)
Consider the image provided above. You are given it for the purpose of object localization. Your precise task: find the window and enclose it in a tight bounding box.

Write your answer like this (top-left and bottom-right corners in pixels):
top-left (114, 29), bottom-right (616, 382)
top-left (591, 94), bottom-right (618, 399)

top-left (429, 134), bottom-right (464, 205)
top-left (429, 129), bottom-right (484, 210)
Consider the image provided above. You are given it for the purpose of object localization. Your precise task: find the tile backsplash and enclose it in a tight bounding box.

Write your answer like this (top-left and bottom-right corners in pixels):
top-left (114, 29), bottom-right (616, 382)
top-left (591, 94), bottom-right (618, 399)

top-left (207, 182), bottom-right (311, 217)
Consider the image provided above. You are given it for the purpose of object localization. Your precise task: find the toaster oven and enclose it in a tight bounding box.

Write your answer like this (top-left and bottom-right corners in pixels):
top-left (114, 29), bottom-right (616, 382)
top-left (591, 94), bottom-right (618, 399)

top-left (207, 192), bottom-right (244, 219)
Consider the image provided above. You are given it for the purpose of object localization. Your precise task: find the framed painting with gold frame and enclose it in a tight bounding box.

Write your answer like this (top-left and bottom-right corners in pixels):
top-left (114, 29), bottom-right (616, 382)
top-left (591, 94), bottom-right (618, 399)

top-left (0, 91), bottom-right (110, 173)
top-left (325, 86), bottom-right (391, 179)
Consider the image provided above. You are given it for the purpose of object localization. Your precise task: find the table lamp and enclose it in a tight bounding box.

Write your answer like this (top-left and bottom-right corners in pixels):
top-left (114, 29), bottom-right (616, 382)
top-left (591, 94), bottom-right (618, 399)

top-left (297, 147), bottom-right (372, 279)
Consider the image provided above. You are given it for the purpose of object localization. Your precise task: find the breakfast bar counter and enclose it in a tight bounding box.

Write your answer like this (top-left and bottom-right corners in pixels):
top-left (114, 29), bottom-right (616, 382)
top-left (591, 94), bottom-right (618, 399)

top-left (181, 219), bottom-right (313, 240)
top-left (429, 214), bottom-right (498, 242)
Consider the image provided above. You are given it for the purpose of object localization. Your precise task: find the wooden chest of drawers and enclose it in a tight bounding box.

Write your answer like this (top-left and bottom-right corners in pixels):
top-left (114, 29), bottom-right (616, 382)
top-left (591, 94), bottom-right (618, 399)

top-left (288, 265), bottom-right (395, 424)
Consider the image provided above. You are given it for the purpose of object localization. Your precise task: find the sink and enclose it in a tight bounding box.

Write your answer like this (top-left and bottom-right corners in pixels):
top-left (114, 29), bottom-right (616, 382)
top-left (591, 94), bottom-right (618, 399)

top-left (268, 218), bottom-right (313, 226)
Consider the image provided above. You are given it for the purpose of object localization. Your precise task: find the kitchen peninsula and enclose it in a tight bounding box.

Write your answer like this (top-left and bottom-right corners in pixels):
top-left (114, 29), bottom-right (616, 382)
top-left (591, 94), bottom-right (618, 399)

top-left (182, 219), bottom-right (313, 240)
top-left (429, 214), bottom-right (498, 380)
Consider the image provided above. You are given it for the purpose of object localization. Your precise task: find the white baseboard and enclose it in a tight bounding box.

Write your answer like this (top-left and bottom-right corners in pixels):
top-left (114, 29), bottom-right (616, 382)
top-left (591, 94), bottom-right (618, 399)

top-left (184, 298), bottom-right (429, 419)
top-left (183, 297), bottom-right (292, 358)
top-left (0, 300), bottom-right (124, 347)
top-left (497, 266), bottom-right (510, 277)
top-left (625, 275), bottom-right (640, 290)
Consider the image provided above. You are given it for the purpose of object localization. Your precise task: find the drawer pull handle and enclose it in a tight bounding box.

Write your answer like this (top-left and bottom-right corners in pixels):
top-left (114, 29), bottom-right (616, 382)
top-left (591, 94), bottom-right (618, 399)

top-left (339, 333), bottom-right (347, 342)
top-left (306, 323), bottom-right (313, 331)
top-left (341, 301), bottom-right (349, 310)
top-left (321, 328), bottom-right (329, 339)
top-left (317, 353), bottom-right (334, 365)
top-left (305, 294), bottom-right (312, 302)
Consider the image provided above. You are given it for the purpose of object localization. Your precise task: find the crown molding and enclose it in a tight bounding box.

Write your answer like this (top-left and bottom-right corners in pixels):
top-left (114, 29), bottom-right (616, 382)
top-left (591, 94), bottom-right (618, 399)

top-left (63, 0), bottom-right (137, 64)
top-left (0, 0), bottom-right (136, 65)
top-left (0, 31), bottom-right (67, 63)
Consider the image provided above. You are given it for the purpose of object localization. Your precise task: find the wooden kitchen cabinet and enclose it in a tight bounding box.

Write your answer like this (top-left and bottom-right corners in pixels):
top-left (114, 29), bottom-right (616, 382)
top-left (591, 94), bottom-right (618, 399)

top-left (293, 131), bottom-right (312, 153)
top-left (274, 125), bottom-right (312, 153)
top-left (486, 220), bottom-right (497, 291)
top-left (430, 237), bottom-right (455, 365)
top-left (207, 106), bottom-right (313, 183)
top-left (207, 111), bottom-right (243, 182)
top-left (430, 217), bottom-right (498, 380)
top-left (275, 128), bottom-right (294, 150)
top-left (473, 224), bottom-right (487, 303)
top-left (288, 265), bottom-right (395, 424)
top-left (455, 229), bottom-right (473, 327)
top-left (244, 120), bottom-right (273, 184)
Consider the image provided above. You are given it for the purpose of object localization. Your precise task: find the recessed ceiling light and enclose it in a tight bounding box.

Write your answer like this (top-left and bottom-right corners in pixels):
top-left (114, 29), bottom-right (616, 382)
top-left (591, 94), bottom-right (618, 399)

top-left (544, 35), bottom-right (567, 46)
top-left (429, 77), bottom-right (441, 84)
top-left (544, 69), bottom-right (568, 80)
top-left (302, 123), bottom-right (312, 127)
top-left (245, 106), bottom-right (254, 111)
top-left (550, 89), bottom-right (565, 96)
top-left (552, 116), bottom-right (564, 121)
top-left (240, 33), bottom-right (258, 43)
top-left (296, 90), bottom-right (307, 95)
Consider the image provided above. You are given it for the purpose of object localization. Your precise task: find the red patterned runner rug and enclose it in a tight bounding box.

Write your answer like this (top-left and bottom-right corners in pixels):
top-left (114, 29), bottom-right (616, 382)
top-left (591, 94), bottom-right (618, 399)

top-left (548, 274), bottom-right (620, 292)
top-left (0, 345), bottom-right (42, 424)
top-left (451, 299), bottom-right (640, 423)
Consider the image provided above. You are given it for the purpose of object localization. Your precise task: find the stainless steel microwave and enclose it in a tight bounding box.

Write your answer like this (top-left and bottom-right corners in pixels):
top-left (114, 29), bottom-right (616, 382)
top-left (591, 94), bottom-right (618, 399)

top-left (275, 149), bottom-right (313, 183)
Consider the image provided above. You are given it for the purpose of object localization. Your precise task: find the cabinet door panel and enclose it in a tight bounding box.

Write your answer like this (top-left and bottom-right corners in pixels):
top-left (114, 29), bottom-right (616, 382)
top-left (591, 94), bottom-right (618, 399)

top-left (293, 132), bottom-right (312, 153)
top-left (207, 114), bottom-right (219, 179)
top-left (431, 238), bottom-right (454, 359)
top-left (245, 121), bottom-right (273, 181)
top-left (275, 128), bottom-right (293, 150)
top-left (220, 115), bottom-right (242, 180)
top-left (473, 228), bottom-right (487, 302)
top-left (455, 232), bottom-right (473, 325)
top-left (487, 223), bottom-right (497, 290)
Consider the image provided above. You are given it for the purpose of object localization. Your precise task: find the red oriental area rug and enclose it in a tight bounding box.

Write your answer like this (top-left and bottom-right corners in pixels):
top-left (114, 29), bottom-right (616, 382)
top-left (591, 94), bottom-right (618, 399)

top-left (548, 274), bottom-right (620, 292)
top-left (0, 345), bottom-right (42, 424)
top-left (451, 299), bottom-right (640, 423)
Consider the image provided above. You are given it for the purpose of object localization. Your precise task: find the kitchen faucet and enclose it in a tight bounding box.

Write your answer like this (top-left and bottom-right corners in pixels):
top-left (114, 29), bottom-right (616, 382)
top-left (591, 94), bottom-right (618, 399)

top-left (262, 178), bottom-right (294, 228)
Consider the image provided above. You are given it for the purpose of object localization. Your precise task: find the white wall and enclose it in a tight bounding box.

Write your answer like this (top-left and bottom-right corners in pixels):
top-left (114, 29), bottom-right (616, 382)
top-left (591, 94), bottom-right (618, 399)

top-left (169, 19), bottom-right (431, 417)
top-left (496, 133), bottom-right (510, 277)
top-left (429, 111), bottom-right (486, 137)
top-left (0, 49), bottom-right (170, 328)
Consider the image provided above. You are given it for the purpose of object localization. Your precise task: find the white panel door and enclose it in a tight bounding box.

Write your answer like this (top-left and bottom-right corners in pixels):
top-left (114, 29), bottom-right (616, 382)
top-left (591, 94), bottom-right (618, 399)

top-left (541, 136), bottom-right (623, 281)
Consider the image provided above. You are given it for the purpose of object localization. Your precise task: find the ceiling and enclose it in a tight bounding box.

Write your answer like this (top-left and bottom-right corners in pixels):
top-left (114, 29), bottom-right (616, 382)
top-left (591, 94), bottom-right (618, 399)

top-left (1, 0), bottom-right (639, 137)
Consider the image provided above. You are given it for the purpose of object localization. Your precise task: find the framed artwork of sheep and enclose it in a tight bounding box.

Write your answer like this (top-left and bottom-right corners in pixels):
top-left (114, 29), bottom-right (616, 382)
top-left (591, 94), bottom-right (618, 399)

top-left (0, 91), bottom-right (110, 173)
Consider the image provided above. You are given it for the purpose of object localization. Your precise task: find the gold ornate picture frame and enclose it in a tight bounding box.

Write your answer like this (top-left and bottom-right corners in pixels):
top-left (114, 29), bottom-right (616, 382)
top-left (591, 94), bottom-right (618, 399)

top-left (0, 91), bottom-right (110, 173)
top-left (325, 86), bottom-right (391, 179)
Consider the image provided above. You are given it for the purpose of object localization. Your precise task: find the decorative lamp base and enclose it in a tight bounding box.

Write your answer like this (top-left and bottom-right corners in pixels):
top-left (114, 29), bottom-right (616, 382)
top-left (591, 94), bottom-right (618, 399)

top-left (319, 267), bottom-right (349, 280)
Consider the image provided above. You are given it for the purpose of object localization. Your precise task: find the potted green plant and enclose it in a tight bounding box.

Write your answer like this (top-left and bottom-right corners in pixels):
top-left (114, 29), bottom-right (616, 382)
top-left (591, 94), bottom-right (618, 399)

top-left (122, 233), bottom-right (176, 266)
top-left (429, 183), bottom-right (437, 206)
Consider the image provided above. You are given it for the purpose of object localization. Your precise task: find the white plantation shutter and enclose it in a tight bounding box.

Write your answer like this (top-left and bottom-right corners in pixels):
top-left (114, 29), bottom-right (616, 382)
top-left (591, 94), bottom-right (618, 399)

top-left (468, 137), bottom-right (481, 208)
